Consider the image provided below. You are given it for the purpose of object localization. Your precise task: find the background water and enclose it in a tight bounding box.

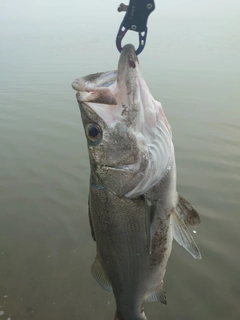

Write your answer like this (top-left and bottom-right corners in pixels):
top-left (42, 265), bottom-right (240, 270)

top-left (0, 0), bottom-right (240, 319)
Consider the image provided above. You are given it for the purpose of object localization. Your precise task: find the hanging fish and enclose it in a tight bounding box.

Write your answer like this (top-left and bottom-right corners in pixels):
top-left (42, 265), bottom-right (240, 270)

top-left (72, 44), bottom-right (201, 320)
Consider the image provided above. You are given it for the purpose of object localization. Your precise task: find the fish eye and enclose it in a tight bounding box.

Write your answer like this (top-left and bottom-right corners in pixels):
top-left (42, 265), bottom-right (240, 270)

top-left (85, 123), bottom-right (102, 143)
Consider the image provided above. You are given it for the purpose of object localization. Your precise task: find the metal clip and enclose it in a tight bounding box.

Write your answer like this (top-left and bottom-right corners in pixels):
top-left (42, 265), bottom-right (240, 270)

top-left (116, 0), bottom-right (155, 55)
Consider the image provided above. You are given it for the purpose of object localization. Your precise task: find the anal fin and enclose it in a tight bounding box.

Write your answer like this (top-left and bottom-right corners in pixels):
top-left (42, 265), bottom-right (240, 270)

top-left (91, 255), bottom-right (112, 292)
top-left (146, 282), bottom-right (167, 305)
top-left (177, 193), bottom-right (201, 226)
top-left (171, 209), bottom-right (201, 259)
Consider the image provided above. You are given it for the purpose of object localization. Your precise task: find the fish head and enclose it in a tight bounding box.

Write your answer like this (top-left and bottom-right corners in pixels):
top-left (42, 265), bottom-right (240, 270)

top-left (72, 44), bottom-right (173, 197)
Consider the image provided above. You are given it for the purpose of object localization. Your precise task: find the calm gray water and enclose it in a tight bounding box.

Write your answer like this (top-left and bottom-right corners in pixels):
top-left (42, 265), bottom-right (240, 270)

top-left (1, 0), bottom-right (240, 319)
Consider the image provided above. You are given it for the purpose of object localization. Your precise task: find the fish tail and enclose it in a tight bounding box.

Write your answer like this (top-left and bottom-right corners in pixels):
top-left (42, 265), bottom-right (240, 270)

top-left (114, 310), bottom-right (147, 320)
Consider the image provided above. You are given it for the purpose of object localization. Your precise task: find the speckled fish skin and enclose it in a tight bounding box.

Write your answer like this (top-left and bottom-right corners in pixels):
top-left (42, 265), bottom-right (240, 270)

top-left (72, 44), bottom-right (201, 320)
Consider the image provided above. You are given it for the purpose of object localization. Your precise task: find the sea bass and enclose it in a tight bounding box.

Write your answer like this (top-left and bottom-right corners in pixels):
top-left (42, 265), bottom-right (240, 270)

top-left (72, 44), bottom-right (201, 320)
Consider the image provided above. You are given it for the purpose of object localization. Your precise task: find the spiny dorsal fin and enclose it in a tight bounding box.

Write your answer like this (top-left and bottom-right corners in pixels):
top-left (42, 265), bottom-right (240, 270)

top-left (146, 281), bottom-right (167, 305)
top-left (171, 209), bottom-right (201, 259)
top-left (144, 195), bottom-right (157, 254)
top-left (91, 255), bottom-right (112, 292)
top-left (176, 193), bottom-right (201, 226)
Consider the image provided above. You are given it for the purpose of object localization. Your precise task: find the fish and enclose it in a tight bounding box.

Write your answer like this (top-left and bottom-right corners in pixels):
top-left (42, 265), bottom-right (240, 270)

top-left (72, 44), bottom-right (201, 320)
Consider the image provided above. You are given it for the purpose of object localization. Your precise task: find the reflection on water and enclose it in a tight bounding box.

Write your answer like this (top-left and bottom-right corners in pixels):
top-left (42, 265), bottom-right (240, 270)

top-left (0, 0), bottom-right (240, 319)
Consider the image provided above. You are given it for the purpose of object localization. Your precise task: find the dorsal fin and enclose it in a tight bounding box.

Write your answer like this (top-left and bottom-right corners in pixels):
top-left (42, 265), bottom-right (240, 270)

top-left (171, 209), bottom-right (201, 259)
top-left (176, 193), bottom-right (201, 226)
top-left (91, 255), bottom-right (112, 292)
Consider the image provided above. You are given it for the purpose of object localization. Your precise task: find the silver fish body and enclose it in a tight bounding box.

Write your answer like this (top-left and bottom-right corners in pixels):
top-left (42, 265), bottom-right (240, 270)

top-left (72, 44), bottom-right (201, 320)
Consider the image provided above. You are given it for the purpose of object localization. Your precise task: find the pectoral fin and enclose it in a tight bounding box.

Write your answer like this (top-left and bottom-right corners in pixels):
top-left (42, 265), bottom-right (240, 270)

top-left (88, 195), bottom-right (96, 241)
top-left (171, 209), bottom-right (201, 259)
top-left (176, 193), bottom-right (201, 226)
top-left (88, 207), bottom-right (96, 241)
top-left (144, 196), bottom-right (157, 254)
top-left (146, 281), bottom-right (167, 305)
top-left (91, 255), bottom-right (112, 292)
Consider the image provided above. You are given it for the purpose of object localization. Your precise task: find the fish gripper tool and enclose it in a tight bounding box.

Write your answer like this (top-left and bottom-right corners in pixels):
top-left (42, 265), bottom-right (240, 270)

top-left (116, 0), bottom-right (155, 55)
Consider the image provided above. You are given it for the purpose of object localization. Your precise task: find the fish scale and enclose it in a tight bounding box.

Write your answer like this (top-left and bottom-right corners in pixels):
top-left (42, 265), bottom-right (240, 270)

top-left (91, 187), bottom-right (157, 317)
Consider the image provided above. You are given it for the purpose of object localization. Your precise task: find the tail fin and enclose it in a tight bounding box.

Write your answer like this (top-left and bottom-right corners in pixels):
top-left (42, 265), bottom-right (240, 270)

top-left (114, 310), bottom-right (147, 320)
